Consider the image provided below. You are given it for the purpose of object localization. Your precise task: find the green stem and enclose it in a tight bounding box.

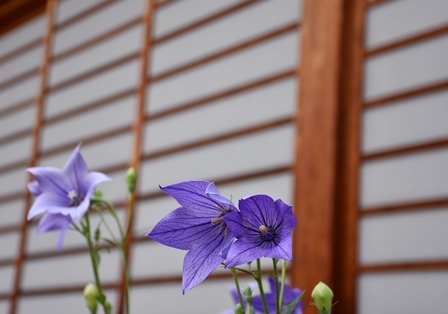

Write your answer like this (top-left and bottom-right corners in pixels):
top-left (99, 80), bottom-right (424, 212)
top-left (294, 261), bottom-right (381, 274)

top-left (85, 214), bottom-right (109, 314)
top-left (120, 245), bottom-right (130, 314)
top-left (231, 267), bottom-right (244, 308)
top-left (279, 259), bottom-right (287, 313)
top-left (126, 192), bottom-right (134, 238)
top-left (256, 259), bottom-right (270, 314)
top-left (95, 207), bottom-right (119, 245)
top-left (272, 259), bottom-right (280, 314)
top-left (121, 191), bottom-right (135, 314)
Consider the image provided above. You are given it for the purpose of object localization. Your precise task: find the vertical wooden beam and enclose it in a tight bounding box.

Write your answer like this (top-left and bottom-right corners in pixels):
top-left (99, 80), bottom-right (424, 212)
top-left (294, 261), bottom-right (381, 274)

top-left (8, 0), bottom-right (58, 313)
top-left (291, 0), bottom-right (345, 312)
top-left (332, 0), bottom-right (365, 313)
top-left (117, 0), bottom-right (154, 313)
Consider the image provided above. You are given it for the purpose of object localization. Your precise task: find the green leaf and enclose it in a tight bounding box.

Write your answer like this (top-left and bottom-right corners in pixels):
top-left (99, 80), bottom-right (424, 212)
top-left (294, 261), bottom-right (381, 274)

top-left (94, 226), bottom-right (101, 243)
top-left (281, 291), bottom-right (304, 314)
top-left (94, 251), bottom-right (101, 266)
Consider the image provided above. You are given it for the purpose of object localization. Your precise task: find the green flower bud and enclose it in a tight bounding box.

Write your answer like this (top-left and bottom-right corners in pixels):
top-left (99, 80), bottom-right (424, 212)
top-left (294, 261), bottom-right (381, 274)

top-left (126, 167), bottom-right (138, 193)
top-left (235, 303), bottom-right (245, 314)
top-left (244, 285), bottom-right (253, 303)
top-left (93, 188), bottom-right (103, 199)
top-left (311, 281), bottom-right (334, 312)
top-left (83, 283), bottom-right (99, 311)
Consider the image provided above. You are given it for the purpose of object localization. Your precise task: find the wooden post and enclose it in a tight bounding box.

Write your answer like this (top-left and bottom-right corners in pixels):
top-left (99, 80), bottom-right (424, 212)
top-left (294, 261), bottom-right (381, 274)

top-left (116, 0), bottom-right (154, 313)
top-left (9, 0), bottom-right (58, 313)
top-left (290, 0), bottom-right (362, 313)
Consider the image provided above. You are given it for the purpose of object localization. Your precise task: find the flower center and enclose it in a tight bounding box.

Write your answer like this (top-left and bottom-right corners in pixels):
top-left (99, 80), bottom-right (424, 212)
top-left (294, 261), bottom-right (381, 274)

top-left (67, 190), bottom-right (83, 206)
top-left (259, 225), bottom-right (275, 241)
top-left (211, 217), bottom-right (224, 226)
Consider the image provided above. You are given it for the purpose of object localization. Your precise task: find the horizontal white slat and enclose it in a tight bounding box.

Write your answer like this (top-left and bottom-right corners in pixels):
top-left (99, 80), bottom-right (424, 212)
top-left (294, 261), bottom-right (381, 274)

top-left (152, 0), bottom-right (301, 74)
top-left (148, 31), bottom-right (298, 112)
top-left (0, 15), bottom-right (44, 57)
top-left (42, 95), bottom-right (135, 151)
top-left (361, 148), bottom-right (448, 208)
top-left (0, 46), bottom-right (41, 83)
top-left (362, 89), bottom-right (448, 153)
top-left (153, 0), bottom-right (242, 38)
top-left (358, 271), bottom-right (448, 314)
top-left (38, 131), bottom-right (131, 171)
top-left (0, 301), bottom-right (7, 313)
top-left (130, 278), bottom-right (261, 314)
top-left (0, 136), bottom-right (31, 167)
top-left (18, 291), bottom-right (117, 314)
top-left (56, 0), bottom-right (104, 25)
top-left (0, 232), bottom-right (19, 259)
top-left (139, 124), bottom-right (294, 194)
top-left (0, 199), bottom-right (24, 227)
top-left (359, 208), bottom-right (448, 264)
top-left (21, 250), bottom-right (120, 289)
top-left (0, 76), bottom-right (39, 110)
top-left (0, 105), bottom-right (35, 139)
top-left (144, 77), bottom-right (296, 152)
top-left (50, 25), bottom-right (142, 86)
top-left (0, 168), bottom-right (27, 198)
top-left (366, 0), bottom-right (448, 49)
top-left (46, 60), bottom-right (139, 117)
top-left (364, 33), bottom-right (448, 101)
top-left (53, 0), bottom-right (145, 54)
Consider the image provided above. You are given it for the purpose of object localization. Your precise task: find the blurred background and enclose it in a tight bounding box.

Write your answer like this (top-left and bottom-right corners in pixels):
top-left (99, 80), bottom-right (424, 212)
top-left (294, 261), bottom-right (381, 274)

top-left (0, 0), bottom-right (447, 313)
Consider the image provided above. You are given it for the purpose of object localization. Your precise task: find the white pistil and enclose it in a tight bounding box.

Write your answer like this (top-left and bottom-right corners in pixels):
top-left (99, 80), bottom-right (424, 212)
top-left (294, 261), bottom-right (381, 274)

top-left (68, 190), bottom-right (78, 200)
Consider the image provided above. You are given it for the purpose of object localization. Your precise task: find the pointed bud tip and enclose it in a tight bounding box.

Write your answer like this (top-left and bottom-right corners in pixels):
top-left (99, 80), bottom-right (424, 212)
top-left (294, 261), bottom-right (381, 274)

top-left (311, 281), bottom-right (334, 311)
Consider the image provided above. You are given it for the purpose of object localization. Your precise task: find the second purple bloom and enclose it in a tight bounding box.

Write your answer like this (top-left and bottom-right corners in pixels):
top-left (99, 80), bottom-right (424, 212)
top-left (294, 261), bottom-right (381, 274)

top-left (147, 181), bottom-right (237, 293)
top-left (223, 194), bottom-right (296, 268)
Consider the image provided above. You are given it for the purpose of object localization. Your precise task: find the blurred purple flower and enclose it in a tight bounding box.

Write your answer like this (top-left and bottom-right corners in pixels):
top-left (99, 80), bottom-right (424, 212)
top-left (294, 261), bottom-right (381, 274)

top-left (27, 144), bottom-right (110, 222)
top-left (223, 195), bottom-right (296, 267)
top-left (27, 144), bottom-right (110, 249)
top-left (253, 277), bottom-right (303, 314)
top-left (147, 181), bottom-right (237, 293)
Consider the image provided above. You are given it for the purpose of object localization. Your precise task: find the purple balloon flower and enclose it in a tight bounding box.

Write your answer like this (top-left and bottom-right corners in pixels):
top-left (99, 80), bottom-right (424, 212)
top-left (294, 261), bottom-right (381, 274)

top-left (253, 277), bottom-right (303, 314)
top-left (223, 195), bottom-right (296, 267)
top-left (147, 181), bottom-right (237, 293)
top-left (27, 145), bottom-right (111, 249)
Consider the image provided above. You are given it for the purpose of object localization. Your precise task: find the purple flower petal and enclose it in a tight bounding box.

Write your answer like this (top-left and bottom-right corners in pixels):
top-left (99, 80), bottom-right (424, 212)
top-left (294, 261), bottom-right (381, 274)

top-left (27, 167), bottom-right (71, 198)
top-left (206, 182), bottom-right (233, 206)
top-left (148, 207), bottom-right (221, 250)
top-left (62, 144), bottom-right (88, 193)
top-left (182, 235), bottom-right (232, 293)
top-left (37, 213), bottom-right (72, 251)
top-left (28, 181), bottom-right (42, 196)
top-left (160, 181), bottom-right (235, 214)
top-left (27, 193), bottom-right (69, 220)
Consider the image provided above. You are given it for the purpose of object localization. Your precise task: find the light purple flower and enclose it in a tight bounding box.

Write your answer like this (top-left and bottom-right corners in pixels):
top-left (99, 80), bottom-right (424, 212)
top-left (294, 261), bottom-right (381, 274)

top-left (147, 181), bottom-right (237, 293)
top-left (223, 195), bottom-right (296, 267)
top-left (253, 277), bottom-right (303, 314)
top-left (27, 145), bottom-right (111, 249)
